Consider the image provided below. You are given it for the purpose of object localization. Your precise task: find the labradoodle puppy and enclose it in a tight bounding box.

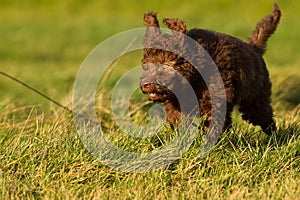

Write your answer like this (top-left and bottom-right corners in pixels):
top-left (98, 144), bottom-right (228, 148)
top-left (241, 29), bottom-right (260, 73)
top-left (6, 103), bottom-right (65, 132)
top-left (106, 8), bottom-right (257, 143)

top-left (140, 4), bottom-right (281, 135)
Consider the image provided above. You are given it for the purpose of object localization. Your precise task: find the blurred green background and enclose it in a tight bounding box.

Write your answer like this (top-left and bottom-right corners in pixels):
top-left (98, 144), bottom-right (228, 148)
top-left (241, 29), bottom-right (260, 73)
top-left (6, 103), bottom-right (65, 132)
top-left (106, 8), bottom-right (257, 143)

top-left (0, 1), bottom-right (299, 199)
top-left (0, 0), bottom-right (299, 110)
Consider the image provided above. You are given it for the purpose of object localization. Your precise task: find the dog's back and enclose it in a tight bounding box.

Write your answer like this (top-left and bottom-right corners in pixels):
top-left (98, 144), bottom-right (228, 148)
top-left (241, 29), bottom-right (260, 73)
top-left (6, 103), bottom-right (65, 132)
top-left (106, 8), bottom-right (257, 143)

top-left (187, 3), bottom-right (281, 59)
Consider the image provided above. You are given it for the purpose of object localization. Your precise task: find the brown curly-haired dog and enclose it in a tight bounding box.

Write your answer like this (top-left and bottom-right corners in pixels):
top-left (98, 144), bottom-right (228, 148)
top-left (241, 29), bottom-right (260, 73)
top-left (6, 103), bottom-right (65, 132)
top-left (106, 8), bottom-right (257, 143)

top-left (140, 4), bottom-right (281, 135)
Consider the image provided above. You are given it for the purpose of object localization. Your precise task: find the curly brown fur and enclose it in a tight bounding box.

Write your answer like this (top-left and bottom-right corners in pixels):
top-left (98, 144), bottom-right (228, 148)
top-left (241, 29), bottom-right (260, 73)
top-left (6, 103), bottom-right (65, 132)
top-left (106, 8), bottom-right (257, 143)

top-left (140, 4), bottom-right (281, 135)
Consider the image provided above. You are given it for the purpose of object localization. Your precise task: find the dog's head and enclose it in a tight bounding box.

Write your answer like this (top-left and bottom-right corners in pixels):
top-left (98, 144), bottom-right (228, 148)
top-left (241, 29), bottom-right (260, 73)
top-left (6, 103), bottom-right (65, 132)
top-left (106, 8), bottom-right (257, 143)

top-left (140, 12), bottom-right (202, 102)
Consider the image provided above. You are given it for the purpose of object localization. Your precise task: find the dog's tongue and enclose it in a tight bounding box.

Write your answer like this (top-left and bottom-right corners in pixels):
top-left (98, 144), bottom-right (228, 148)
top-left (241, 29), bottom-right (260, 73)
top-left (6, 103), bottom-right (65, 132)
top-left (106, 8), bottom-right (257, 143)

top-left (149, 93), bottom-right (157, 98)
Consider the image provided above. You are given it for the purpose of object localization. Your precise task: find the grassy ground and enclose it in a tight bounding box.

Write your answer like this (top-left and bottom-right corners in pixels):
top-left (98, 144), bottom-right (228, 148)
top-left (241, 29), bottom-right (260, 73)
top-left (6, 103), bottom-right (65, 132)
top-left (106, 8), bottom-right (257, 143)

top-left (1, 0), bottom-right (299, 199)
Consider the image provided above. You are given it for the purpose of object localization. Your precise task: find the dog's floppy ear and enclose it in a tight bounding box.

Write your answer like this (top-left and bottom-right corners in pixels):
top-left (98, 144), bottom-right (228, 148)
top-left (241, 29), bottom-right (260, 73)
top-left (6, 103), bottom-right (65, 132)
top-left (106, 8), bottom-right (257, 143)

top-left (163, 18), bottom-right (187, 34)
top-left (144, 11), bottom-right (160, 29)
top-left (142, 11), bottom-right (161, 47)
top-left (163, 18), bottom-right (187, 56)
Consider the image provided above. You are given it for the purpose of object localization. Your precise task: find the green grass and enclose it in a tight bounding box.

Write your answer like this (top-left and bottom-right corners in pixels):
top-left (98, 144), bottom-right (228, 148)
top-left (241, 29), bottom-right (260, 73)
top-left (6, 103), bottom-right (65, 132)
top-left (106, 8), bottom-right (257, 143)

top-left (1, 0), bottom-right (299, 199)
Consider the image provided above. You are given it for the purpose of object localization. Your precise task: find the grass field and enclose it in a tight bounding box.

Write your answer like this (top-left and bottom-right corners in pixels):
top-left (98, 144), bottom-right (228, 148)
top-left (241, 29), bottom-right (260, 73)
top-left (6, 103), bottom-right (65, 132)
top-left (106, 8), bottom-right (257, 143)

top-left (0, 0), bottom-right (299, 199)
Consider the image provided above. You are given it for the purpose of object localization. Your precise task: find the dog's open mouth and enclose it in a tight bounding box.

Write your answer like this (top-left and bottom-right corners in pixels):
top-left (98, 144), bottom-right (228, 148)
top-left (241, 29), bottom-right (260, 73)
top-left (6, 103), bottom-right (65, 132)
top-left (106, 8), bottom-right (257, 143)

top-left (141, 90), bottom-right (170, 102)
top-left (147, 92), bottom-right (167, 102)
top-left (149, 92), bottom-right (157, 99)
top-left (140, 82), bottom-right (171, 102)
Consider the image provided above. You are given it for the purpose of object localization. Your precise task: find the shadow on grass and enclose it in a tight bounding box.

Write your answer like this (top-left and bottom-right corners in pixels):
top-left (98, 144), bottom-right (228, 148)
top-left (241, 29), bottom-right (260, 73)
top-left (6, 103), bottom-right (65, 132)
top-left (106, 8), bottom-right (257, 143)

top-left (273, 75), bottom-right (300, 110)
top-left (221, 109), bottom-right (299, 153)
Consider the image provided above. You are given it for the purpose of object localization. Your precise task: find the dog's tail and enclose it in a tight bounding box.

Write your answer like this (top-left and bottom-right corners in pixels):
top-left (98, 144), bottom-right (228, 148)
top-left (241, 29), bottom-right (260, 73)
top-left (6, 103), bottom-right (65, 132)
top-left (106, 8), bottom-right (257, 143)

top-left (247, 3), bottom-right (281, 55)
